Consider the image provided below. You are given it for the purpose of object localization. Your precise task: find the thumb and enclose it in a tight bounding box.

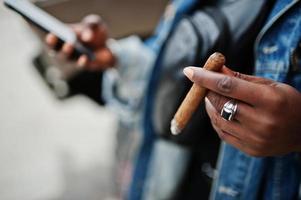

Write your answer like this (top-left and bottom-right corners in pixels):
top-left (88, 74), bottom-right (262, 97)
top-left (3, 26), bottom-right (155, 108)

top-left (79, 15), bottom-right (108, 48)
top-left (82, 14), bottom-right (104, 29)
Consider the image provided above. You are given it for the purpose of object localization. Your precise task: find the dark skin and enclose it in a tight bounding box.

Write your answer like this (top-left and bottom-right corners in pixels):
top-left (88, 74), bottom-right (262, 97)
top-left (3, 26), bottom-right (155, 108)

top-left (183, 66), bottom-right (301, 157)
top-left (45, 14), bottom-right (116, 71)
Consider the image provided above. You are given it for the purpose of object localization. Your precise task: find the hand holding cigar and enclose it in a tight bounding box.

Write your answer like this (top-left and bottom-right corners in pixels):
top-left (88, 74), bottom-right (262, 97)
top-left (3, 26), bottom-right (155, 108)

top-left (170, 52), bottom-right (226, 135)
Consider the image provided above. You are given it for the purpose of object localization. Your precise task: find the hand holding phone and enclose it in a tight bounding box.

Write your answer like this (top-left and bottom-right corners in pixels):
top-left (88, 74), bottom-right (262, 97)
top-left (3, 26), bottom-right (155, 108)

top-left (45, 15), bottom-right (116, 71)
top-left (4, 0), bottom-right (116, 71)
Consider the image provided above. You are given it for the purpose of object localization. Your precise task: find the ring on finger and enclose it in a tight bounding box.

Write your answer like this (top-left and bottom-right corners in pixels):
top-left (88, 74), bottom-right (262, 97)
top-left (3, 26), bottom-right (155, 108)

top-left (221, 100), bottom-right (238, 121)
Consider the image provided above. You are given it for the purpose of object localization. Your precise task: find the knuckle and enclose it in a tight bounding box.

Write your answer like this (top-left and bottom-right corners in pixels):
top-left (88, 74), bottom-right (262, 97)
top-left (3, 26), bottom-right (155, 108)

top-left (233, 71), bottom-right (243, 79)
top-left (263, 118), bottom-right (278, 135)
top-left (264, 88), bottom-right (287, 113)
top-left (216, 76), bottom-right (235, 94)
top-left (272, 93), bottom-right (287, 110)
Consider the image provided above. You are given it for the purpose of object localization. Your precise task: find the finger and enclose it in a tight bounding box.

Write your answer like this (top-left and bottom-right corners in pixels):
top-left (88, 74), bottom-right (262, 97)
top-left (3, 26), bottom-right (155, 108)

top-left (215, 128), bottom-right (263, 157)
top-left (62, 43), bottom-right (75, 58)
top-left (87, 48), bottom-right (115, 70)
top-left (212, 122), bottom-right (245, 152)
top-left (206, 91), bottom-right (258, 124)
top-left (209, 117), bottom-right (245, 151)
top-left (79, 15), bottom-right (107, 48)
top-left (205, 99), bottom-right (262, 156)
top-left (205, 98), bottom-right (229, 137)
top-left (233, 72), bottom-right (274, 85)
top-left (184, 67), bottom-right (268, 106)
top-left (205, 98), bottom-right (243, 138)
top-left (45, 33), bottom-right (59, 49)
top-left (205, 92), bottom-right (267, 147)
top-left (94, 48), bottom-right (115, 66)
top-left (220, 65), bottom-right (235, 76)
top-left (76, 48), bottom-right (115, 71)
top-left (77, 55), bottom-right (89, 69)
top-left (221, 66), bottom-right (274, 85)
top-left (82, 14), bottom-right (103, 28)
top-left (71, 23), bottom-right (106, 48)
top-left (69, 15), bottom-right (102, 37)
top-left (205, 97), bottom-right (240, 136)
top-left (206, 98), bottom-right (268, 152)
top-left (78, 27), bottom-right (107, 49)
top-left (81, 28), bottom-right (94, 43)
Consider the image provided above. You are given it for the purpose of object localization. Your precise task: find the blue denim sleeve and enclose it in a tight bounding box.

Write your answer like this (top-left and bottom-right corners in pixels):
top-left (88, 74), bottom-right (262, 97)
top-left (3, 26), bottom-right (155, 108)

top-left (102, 36), bottom-right (155, 125)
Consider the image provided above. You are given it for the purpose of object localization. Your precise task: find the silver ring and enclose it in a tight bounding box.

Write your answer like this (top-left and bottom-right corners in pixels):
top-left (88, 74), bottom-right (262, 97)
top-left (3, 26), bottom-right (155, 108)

top-left (221, 100), bottom-right (238, 121)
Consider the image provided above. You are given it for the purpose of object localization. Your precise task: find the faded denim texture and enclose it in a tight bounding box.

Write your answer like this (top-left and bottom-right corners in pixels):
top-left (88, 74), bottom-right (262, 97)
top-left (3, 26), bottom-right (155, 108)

top-left (102, 1), bottom-right (200, 199)
top-left (211, 1), bottom-right (301, 200)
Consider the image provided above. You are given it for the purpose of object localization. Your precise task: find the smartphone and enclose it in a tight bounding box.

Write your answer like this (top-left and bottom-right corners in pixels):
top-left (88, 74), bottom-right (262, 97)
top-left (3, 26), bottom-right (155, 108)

top-left (4, 0), bottom-right (95, 60)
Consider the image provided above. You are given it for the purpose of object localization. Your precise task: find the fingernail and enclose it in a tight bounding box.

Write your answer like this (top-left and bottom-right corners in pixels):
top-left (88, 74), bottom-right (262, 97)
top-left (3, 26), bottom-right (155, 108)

top-left (183, 67), bottom-right (194, 79)
top-left (205, 97), bottom-right (210, 104)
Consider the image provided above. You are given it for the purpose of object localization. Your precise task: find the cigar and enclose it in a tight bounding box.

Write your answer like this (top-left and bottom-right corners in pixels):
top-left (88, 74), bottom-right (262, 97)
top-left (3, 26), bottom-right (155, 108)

top-left (170, 52), bottom-right (226, 135)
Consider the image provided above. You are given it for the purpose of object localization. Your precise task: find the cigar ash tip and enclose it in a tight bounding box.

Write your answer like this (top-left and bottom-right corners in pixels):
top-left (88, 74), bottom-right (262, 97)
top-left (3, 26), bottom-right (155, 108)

top-left (170, 118), bottom-right (181, 135)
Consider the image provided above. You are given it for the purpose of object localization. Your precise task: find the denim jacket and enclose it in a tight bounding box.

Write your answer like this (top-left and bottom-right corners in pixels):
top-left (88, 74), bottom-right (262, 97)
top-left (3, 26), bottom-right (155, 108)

top-left (102, 1), bottom-right (200, 199)
top-left (211, 1), bottom-right (301, 199)
top-left (103, 0), bottom-right (301, 199)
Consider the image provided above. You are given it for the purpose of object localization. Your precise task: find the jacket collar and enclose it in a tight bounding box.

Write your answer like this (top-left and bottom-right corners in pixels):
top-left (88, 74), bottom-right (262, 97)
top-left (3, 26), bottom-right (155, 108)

top-left (254, 0), bottom-right (300, 52)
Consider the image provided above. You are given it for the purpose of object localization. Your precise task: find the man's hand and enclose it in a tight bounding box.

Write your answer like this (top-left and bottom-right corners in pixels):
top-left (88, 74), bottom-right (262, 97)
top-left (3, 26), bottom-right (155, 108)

top-left (183, 66), bottom-right (301, 157)
top-left (45, 14), bottom-right (116, 71)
